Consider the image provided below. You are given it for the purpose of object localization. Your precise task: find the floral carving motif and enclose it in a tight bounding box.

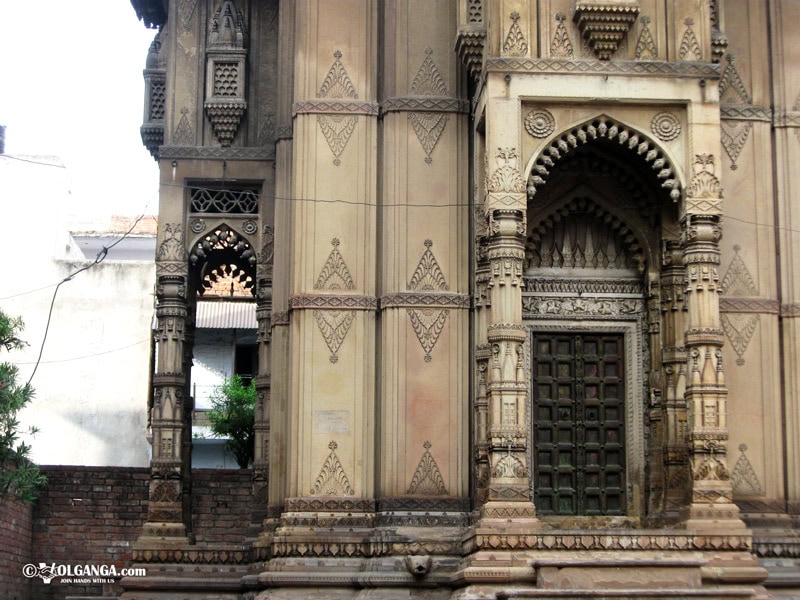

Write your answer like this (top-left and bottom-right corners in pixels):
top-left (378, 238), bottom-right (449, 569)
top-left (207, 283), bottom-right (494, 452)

top-left (311, 441), bottom-right (354, 496)
top-left (408, 241), bottom-right (449, 362)
top-left (488, 148), bottom-right (526, 193)
top-left (651, 112), bottom-right (681, 142)
top-left (721, 121), bottom-right (752, 170)
top-left (721, 313), bottom-right (759, 366)
top-left (173, 107), bottom-right (194, 145)
top-left (687, 155), bottom-right (723, 214)
top-left (407, 441), bottom-right (448, 495)
top-left (550, 13), bottom-right (574, 59)
top-left (408, 48), bottom-right (449, 164)
top-left (503, 12), bottom-right (528, 57)
top-left (318, 51), bottom-right (358, 165)
top-left (722, 245), bottom-right (758, 296)
top-left (720, 55), bottom-right (752, 105)
top-left (315, 238), bottom-right (355, 291)
top-left (679, 18), bottom-right (701, 61)
top-left (157, 223), bottom-right (186, 274)
top-left (635, 15), bottom-right (657, 60)
top-left (732, 444), bottom-right (764, 496)
top-left (525, 109), bottom-right (555, 138)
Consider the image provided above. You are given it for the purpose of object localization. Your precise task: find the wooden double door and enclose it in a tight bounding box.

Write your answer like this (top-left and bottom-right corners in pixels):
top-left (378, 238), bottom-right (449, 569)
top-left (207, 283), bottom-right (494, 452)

top-left (532, 333), bottom-right (626, 516)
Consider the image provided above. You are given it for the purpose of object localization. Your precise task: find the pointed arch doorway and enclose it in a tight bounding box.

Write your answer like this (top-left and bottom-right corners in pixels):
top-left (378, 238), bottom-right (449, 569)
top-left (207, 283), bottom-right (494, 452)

top-left (523, 117), bottom-right (682, 522)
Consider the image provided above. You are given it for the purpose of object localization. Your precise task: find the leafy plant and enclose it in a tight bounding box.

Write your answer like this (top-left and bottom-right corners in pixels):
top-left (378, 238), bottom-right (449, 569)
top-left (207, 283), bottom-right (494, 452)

top-left (206, 375), bottom-right (256, 468)
top-left (0, 310), bottom-right (46, 502)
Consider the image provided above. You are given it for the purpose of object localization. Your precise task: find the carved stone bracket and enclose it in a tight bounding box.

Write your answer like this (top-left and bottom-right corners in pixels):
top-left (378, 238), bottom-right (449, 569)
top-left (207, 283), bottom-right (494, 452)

top-left (573, 1), bottom-right (640, 60)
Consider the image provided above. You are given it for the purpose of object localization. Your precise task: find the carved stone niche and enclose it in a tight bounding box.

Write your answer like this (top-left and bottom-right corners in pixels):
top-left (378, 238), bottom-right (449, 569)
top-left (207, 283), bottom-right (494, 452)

top-left (204, 0), bottom-right (248, 147)
top-left (573, 1), bottom-right (640, 60)
top-left (141, 29), bottom-right (165, 159)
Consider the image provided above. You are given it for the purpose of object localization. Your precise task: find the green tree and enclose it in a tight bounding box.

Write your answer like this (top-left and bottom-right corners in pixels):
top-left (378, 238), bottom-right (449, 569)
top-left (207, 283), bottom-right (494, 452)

top-left (206, 375), bottom-right (256, 468)
top-left (0, 310), bottom-right (46, 502)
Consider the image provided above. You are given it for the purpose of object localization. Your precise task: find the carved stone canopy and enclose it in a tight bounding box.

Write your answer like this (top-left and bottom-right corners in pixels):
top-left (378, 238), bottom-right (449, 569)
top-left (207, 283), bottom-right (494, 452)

top-left (573, 1), bottom-right (640, 60)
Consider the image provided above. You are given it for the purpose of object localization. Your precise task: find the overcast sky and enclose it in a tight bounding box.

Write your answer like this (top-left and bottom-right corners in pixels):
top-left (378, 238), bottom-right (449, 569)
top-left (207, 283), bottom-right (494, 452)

top-left (0, 1), bottom-right (159, 217)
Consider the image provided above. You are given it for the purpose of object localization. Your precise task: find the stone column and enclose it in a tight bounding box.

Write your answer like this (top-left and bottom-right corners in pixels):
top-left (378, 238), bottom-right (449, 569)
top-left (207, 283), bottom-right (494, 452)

top-left (681, 214), bottom-right (742, 529)
top-left (659, 240), bottom-right (690, 520)
top-left (377, 0), bottom-right (469, 523)
top-left (252, 278), bottom-right (271, 523)
top-left (140, 271), bottom-right (191, 544)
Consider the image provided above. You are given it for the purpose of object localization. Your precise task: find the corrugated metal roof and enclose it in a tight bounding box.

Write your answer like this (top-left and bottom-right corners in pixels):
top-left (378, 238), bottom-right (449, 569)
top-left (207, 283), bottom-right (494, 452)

top-left (196, 301), bottom-right (257, 330)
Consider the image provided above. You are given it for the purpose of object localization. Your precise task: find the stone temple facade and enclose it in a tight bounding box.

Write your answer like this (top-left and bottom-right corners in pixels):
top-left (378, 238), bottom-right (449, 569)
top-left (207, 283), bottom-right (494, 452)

top-left (127, 1), bottom-right (800, 598)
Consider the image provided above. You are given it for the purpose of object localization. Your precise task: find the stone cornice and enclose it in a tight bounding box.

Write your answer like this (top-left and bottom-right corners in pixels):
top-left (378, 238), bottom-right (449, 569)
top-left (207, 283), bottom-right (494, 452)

top-left (484, 57), bottom-right (720, 78)
top-left (289, 293), bottom-right (377, 311)
top-left (720, 297), bottom-right (780, 314)
top-left (720, 105), bottom-right (773, 122)
top-left (292, 100), bottom-right (380, 117)
top-left (382, 97), bottom-right (469, 114)
top-left (158, 146), bottom-right (272, 160)
top-left (380, 292), bottom-right (470, 309)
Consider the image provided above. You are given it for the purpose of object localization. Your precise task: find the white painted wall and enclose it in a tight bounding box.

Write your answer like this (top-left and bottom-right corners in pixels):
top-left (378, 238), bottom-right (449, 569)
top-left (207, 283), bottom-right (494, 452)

top-left (1, 155), bottom-right (155, 467)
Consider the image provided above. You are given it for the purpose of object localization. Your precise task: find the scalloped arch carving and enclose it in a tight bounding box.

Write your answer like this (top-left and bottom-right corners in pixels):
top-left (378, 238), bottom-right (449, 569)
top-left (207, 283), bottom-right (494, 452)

top-left (526, 115), bottom-right (682, 203)
top-left (526, 195), bottom-right (647, 273)
top-left (189, 224), bottom-right (257, 297)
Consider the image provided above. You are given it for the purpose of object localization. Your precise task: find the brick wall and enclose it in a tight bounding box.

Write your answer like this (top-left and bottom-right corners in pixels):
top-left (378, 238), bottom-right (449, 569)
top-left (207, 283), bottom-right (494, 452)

top-left (0, 494), bottom-right (32, 600)
top-left (30, 466), bottom-right (149, 600)
top-left (26, 466), bottom-right (255, 600)
top-left (191, 468), bottom-right (254, 544)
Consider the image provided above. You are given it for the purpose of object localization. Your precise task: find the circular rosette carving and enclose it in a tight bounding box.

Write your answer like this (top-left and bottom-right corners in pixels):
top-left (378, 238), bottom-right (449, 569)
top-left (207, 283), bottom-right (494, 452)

top-left (242, 219), bottom-right (258, 235)
top-left (524, 109), bottom-right (555, 138)
top-left (650, 112), bottom-right (682, 142)
top-left (190, 218), bottom-right (206, 234)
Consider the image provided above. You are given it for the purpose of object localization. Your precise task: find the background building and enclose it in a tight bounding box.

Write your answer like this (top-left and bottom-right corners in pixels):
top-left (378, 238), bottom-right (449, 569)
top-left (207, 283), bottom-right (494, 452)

top-left (119, 0), bottom-right (800, 598)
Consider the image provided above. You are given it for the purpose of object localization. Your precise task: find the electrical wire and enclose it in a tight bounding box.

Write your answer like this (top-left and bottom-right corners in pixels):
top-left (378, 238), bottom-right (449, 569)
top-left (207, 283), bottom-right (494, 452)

top-left (15, 339), bottom-right (149, 365)
top-left (24, 211), bottom-right (148, 386)
top-left (0, 154), bottom-right (67, 168)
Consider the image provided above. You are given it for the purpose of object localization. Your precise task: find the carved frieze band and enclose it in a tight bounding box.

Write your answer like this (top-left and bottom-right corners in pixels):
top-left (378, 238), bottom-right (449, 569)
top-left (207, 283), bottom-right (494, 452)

top-left (159, 146), bottom-right (272, 160)
top-left (272, 311), bottom-right (289, 326)
top-left (720, 298), bottom-right (779, 314)
top-left (382, 97), bottom-right (468, 114)
top-left (289, 294), bottom-right (377, 311)
top-left (275, 125), bottom-right (293, 140)
top-left (292, 100), bottom-right (380, 116)
top-left (721, 106), bottom-right (772, 122)
top-left (380, 292), bottom-right (470, 309)
top-left (484, 57), bottom-right (719, 78)
top-left (773, 112), bottom-right (800, 128)
top-left (782, 303), bottom-right (800, 317)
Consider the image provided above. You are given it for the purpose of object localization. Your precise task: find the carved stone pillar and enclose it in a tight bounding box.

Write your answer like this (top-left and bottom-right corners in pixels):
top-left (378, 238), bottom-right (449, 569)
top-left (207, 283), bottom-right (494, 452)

top-left (253, 284), bottom-right (271, 520)
top-left (140, 273), bottom-right (191, 544)
top-left (660, 240), bottom-right (690, 519)
top-left (681, 214), bottom-right (742, 529)
top-left (480, 208), bottom-right (537, 524)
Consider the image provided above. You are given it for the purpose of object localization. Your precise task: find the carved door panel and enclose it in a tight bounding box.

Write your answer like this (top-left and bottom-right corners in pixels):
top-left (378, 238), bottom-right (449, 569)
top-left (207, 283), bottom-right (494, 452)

top-left (532, 333), bottom-right (625, 516)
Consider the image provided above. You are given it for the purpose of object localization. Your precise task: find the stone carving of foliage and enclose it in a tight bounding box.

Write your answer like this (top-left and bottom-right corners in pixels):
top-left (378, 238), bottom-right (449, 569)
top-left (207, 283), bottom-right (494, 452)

top-left (408, 48), bottom-right (449, 164)
top-left (315, 238), bottom-right (355, 290)
top-left (503, 11), bottom-right (528, 57)
top-left (721, 313), bottom-right (759, 366)
top-left (407, 441), bottom-right (448, 495)
top-left (408, 241), bottom-right (449, 362)
top-left (722, 245), bottom-right (758, 296)
top-left (720, 121), bottom-right (752, 170)
top-left (311, 441), bottom-right (354, 496)
top-left (720, 55), bottom-right (752, 105)
top-left (731, 444), bottom-right (764, 496)
top-left (687, 154), bottom-right (723, 205)
top-left (488, 148), bottom-right (526, 193)
top-left (317, 51), bottom-right (358, 165)
top-left (173, 107), bottom-right (194, 145)
top-left (679, 18), bottom-right (701, 61)
top-left (550, 13), bottom-right (574, 59)
top-left (635, 15), bottom-right (657, 60)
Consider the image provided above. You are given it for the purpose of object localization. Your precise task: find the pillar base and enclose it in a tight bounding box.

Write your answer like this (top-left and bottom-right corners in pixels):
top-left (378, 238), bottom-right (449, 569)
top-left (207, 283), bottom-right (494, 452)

top-left (680, 501), bottom-right (749, 532)
top-left (135, 521), bottom-right (190, 547)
